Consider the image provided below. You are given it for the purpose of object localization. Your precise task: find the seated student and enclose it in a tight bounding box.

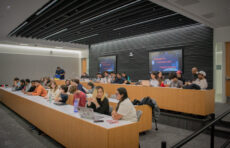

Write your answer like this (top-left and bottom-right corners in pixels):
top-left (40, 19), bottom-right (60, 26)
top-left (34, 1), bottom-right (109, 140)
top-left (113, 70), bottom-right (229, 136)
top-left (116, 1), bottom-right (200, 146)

top-left (65, 79), bottom-right (71, 92)
top-left (26, 80), bottom-right (47, 97)
top-left (12, 77), bottom-right (20, 90)
top-left (176, 71), bottom-right (185, 84)
top-left (55, 85), bottom-right (68, 103)
top-left (71, 79), bottom-right (86, 93)
top-left (42, 77), bottom-right (51, 89)
top-left (150, 72), bottom-right (159, 87)
top-left (86, 82), bottom-right (95, 94)
top-left (121, 72), bottom-right (130, 81)
top-left (87, 86), bottom-right (109, 115)
top-left (65, 79), bottom-right (71, 87)
top-left (112, 87), bottom-right (137, 122)
top-left (81, 72), bottom-right (89, 79)
top-left (164, 72), bottom-right (173, 87)
top-left (44, 81), bottom-right (60, 100)
top-left (15, 79), bottom-right (26, 91)
top-left (192, 71), bottom-right (208, 89)
top-left (113, 73), bottom-right (124, 84)
top-left (110, 72), bottom-right (116, 83)
top-left (96, 73), bottom-right (103, 82)
top-left (169, 73), bottom-right (183, 88)
top-left (24, 79), bottom-right (31, 92)
top-left (101, 71), bottom-right (111, 83)
top-left (72, 86), bottom-right (86, 107)
top-left (157, 71), bottom-right (165, 87)
top-left (26, 80), bottom-right (36, 92)
top-left (191, 67), bottom-right (199, 81)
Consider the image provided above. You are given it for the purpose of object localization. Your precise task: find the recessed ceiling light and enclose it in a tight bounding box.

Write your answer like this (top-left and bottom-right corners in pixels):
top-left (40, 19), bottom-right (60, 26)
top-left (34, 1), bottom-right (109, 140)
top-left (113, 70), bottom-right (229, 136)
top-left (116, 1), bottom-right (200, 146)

top-left (7, 5), bottom-right (11, 9)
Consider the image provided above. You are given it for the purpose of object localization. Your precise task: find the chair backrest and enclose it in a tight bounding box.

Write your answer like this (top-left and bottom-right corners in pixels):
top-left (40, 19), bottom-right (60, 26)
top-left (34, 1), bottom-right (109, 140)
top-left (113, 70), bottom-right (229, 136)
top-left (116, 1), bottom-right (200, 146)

top-left (66, 94), bottom-right (74, 105)
top-left (109, 106), bottom-right (113, 115)
top-left (136, 110), bottom-right (143, 122)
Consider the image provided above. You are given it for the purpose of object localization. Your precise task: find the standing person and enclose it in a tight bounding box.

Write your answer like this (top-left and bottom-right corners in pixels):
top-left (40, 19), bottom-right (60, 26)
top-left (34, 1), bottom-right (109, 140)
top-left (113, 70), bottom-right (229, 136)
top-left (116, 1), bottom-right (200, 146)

top-left (112, 87), bottom-right (137, 122)
top-left (87, 86), bottom-right (109, 115)
top-left (149, 72), bottom-right (159, 87)
top-left (55, 67), bottom-right (65, 80)
top-left (193, 71), bottom-right (208, 89)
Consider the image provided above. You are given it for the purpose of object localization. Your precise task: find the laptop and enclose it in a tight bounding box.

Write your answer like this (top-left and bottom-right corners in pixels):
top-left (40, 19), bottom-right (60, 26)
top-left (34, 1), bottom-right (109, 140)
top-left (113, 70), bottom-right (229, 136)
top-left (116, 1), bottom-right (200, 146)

top-left (78, 107), bottom-right (104, 120)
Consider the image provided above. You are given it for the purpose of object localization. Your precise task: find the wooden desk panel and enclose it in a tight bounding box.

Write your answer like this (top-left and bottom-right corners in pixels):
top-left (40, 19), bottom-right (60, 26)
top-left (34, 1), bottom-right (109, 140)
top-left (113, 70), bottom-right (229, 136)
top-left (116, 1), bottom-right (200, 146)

top-left (54, 80), bottom-right (214, 116)
top-left (0, 89), bottom-right (138, 148)
top-left (80, 82), bottom-right (214, 116)
top-left (66, 95), bottom-right (152, 132)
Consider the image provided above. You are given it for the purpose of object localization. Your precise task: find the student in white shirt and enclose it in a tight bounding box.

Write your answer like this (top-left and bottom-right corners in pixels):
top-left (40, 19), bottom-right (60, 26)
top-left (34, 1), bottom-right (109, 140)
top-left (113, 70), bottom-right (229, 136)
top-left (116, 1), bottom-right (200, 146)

top-left (44, 81), bottom-right (60, 100)
top-left (149, 72), bottom-right (159, 87)
top-left (193, 71), bottom-right (208, 89)
top-left (24, 79), bottom-right (31, 92)
top-left (112, 87), bottom-right (137, 122)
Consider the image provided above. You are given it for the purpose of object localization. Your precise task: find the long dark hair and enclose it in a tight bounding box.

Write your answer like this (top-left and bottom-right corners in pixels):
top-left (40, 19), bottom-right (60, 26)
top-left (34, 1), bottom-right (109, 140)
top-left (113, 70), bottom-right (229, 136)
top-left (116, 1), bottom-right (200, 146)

top-left (116, 87), bottom-right (128, 111)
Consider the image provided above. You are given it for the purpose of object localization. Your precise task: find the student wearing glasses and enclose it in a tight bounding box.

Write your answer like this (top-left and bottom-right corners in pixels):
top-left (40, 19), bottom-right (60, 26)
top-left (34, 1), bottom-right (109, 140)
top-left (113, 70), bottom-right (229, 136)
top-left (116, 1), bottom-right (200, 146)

top-left (87, 86), bottom-right (109, 115)
top-left (112, 87), bottom-right (137, 122)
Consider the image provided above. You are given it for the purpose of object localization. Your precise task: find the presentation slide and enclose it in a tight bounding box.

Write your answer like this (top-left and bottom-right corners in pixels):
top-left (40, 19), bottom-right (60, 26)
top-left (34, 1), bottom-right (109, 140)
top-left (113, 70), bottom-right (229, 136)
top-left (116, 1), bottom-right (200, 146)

top-left (149, 49), bottom-right (182, 72)
top-left (98, 56), bottom-right (116, 73)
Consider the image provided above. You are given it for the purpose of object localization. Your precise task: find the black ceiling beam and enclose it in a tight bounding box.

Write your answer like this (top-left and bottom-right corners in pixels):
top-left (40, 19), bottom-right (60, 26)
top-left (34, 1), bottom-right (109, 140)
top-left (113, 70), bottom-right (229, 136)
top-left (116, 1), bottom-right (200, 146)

top-left (31, 0), bottom-right (129, 38)
top-left (47, 3), bottom-right (159, 40)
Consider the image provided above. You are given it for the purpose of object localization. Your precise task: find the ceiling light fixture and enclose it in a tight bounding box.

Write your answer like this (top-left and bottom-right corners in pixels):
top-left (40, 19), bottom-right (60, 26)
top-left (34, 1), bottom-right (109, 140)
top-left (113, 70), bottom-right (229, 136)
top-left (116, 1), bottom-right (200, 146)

top-left (8, 22), bottom-right (28, 36)
top-left (113, 13), bottom-right (178, 31)
top-left (80, 0), bottom-right (142, 24)
top-left (69, 34), bottom-right (99, 42)
top-left (36, 0), bottom-right (58, 15)
top-left (43, 28), bottom-right (68, 39)
top-left (0, 44), bottom-right (81, 54)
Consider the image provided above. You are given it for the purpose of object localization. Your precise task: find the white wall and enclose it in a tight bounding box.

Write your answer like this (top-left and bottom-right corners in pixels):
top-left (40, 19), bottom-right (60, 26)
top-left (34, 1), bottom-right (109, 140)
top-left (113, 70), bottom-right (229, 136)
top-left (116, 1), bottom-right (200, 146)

top-left (213, 26), bottom-right (230, 103)
top-left (0, 44), bottom-right (85, 85)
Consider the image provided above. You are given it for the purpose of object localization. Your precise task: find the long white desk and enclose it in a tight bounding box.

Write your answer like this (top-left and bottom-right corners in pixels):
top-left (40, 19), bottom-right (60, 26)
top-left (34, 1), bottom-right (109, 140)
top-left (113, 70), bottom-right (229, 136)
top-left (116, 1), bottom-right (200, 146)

top-left (0, 87), bottom-right (139, 148)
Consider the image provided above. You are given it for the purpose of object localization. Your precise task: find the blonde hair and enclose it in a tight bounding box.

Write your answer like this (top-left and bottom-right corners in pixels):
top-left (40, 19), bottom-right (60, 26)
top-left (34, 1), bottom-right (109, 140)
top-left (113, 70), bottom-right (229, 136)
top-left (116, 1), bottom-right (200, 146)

top-left (92, 86), bottom-right (105, 101)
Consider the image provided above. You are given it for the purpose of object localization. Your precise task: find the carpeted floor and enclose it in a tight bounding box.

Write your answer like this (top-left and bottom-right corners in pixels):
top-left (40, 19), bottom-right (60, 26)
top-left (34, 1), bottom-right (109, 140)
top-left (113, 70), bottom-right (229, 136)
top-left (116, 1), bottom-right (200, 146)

top-left (0, 102), bottom-right (229, 148)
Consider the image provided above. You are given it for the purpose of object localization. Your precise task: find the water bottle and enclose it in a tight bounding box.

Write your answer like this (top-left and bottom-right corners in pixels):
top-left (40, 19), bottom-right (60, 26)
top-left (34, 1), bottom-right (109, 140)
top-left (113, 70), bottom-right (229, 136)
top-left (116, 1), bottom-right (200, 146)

top-left (48, 91), bottom-right (52, 103)
top-left (74, 99), bottom-right (79, 113)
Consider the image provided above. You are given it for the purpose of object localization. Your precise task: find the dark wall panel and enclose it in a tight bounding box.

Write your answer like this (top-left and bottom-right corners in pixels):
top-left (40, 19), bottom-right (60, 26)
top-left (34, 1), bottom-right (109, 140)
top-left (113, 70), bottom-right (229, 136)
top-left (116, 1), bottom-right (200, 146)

top-left (89, 24), bottom-right (213, 88)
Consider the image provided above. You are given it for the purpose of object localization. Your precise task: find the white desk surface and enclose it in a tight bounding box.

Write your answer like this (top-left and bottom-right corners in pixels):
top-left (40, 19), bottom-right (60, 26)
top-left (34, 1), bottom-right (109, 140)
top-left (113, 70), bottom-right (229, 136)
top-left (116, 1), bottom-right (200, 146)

top-left (0, 87), bottom-right (134, 129)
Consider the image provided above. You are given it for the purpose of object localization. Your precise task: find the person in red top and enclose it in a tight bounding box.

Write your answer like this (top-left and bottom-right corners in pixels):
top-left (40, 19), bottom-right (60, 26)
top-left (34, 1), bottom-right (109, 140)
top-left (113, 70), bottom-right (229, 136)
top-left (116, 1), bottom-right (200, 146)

top-left (72, 86), bottom-right (86, 107)
top-left (26, 80), bottom-right (47, 97)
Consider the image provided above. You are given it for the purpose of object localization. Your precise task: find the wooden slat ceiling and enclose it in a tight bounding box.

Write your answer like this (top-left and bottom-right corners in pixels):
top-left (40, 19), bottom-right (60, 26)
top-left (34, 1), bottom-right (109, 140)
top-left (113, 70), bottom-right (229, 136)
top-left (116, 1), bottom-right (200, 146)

top-left (9, 0), bottom-right (198, 45)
